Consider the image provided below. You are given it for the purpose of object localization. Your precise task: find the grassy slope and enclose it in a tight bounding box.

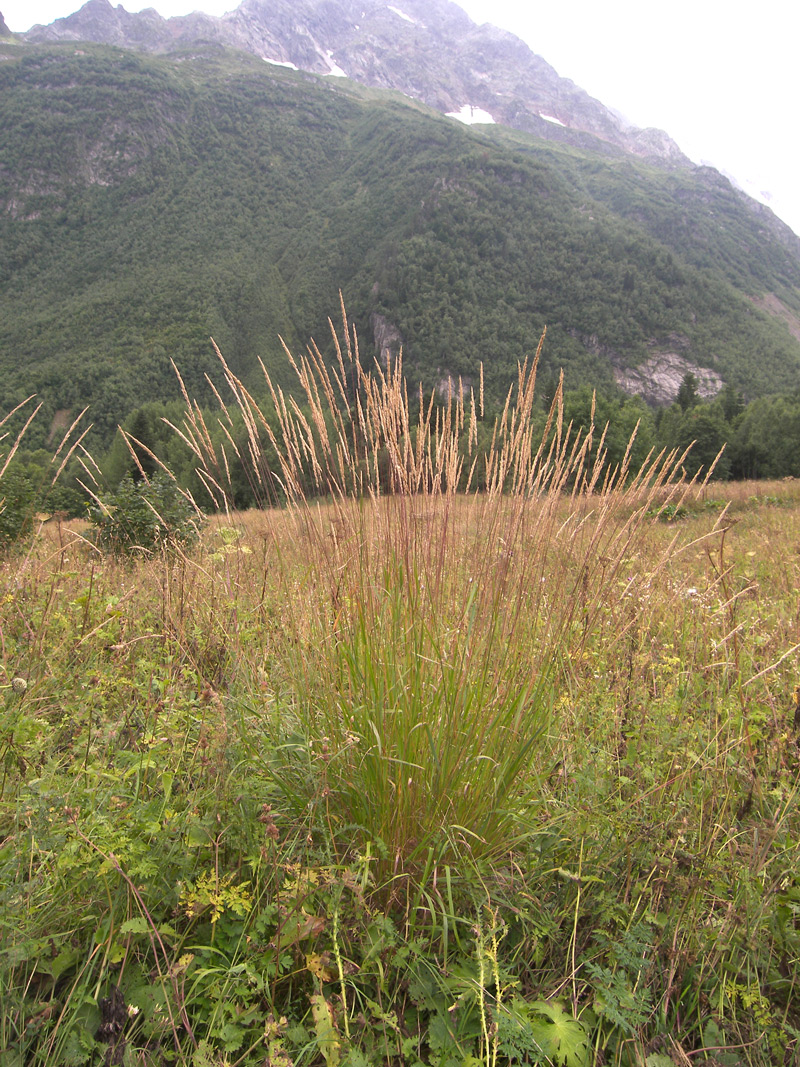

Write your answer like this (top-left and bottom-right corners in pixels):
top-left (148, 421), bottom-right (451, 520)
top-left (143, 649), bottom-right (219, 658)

top-left (1, 337), bottom-right (800, 1065)
top-left (2, 488), bottom-right (799, 1065)
top-left (2, 42), bottom-right (800, 450)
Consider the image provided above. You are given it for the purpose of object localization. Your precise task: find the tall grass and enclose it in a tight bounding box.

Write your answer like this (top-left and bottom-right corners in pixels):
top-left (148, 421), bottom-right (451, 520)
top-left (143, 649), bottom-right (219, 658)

top-left (165, 304), bottom-right (720, 883)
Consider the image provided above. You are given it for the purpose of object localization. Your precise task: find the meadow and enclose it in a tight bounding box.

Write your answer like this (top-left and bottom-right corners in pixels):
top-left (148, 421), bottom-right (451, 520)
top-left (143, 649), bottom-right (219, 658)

top-left (1, 320), bottom-right (800, 1066)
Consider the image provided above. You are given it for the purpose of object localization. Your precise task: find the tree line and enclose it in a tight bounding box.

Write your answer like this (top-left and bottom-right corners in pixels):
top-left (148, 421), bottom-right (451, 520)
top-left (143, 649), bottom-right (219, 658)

top-left (3, 370), bottom-right (799, 546)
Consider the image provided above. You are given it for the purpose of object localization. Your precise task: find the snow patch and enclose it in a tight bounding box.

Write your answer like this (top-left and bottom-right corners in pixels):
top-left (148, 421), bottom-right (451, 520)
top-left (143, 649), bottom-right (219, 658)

top-left (387, 5), bottom-right (417, 23)
top-left (539, 113), bottom-right (566, 127)
top-left (263, 57), bottom-right (299, 70)
top-left (314, 46), bottom-right (347, 77)
top-left (446, 104), bottom-right (495, 125)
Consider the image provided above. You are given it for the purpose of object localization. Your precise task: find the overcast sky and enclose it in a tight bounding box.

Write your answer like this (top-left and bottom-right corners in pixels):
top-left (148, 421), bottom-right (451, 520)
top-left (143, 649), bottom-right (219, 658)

top-left (4, 0), bottom-right (798, 236)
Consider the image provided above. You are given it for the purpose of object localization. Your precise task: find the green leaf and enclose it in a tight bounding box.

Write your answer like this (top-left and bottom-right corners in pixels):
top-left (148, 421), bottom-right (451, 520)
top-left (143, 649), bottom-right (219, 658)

top-left (192, 1040), bottom-right (219, 1067)
top-left (119, 917), bottom-right (150, 935)
top-left (108, 941), bottom-right (127, 964)
top-left (37, 945), bottom-right (78, 980)
top-left (161, 770), bottom-right (174, 800)
top-left (60, 1026), bottom-right (98, 1067)
top-left (310, 994), bottom-right (340, 1067)
top-left (528, 1002), bottom-right (590, 1067)
top-left (220, 1021), bottom-right (246, 1053)
top-left (340, 1051), bottom-right (370, 1067)
top-left (427, 1011), bottom-right (461, 1055)
top-left (185, 823), bottom-right (209, 848)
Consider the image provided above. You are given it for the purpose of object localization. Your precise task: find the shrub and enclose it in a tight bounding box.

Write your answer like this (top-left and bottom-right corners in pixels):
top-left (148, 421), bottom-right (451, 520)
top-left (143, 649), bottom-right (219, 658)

top-left (0, 465), bottom-right (38, 546)
top-left (91, 471), bottom-right (203, 555)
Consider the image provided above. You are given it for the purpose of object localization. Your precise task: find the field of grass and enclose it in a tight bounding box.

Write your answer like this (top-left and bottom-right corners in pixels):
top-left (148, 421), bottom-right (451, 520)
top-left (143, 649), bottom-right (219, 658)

top-left (2, 326), bottom-right (800, 1065)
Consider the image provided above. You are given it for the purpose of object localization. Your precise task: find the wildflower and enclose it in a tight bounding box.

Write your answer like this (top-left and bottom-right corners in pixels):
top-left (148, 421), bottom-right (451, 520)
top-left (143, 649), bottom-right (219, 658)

top-left (11, 676), bottom-right (27, 693)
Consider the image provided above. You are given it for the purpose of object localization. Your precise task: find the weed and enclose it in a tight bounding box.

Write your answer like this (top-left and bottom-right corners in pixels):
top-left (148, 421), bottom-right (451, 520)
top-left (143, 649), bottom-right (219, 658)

top-left (90, 471), bottom-right (203, 556)
top-left (647, 501), bottom-right (689, 521)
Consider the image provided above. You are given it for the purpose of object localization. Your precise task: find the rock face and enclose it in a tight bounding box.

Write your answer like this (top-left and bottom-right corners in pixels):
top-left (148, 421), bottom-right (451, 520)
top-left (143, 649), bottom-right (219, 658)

top-left (614, 352), bottom-right (723, 407)
top-left (0, 10), bottom-right (11, 36)
top-left (23, 0), bottom-right (690, 166)
top-left (371, 313), bottom-right (403, 368)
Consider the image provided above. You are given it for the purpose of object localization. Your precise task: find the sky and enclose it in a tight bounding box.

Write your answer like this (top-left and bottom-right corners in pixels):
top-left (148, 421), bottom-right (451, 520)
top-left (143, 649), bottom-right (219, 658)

top-left (3, 0), bottom-right (798, 236)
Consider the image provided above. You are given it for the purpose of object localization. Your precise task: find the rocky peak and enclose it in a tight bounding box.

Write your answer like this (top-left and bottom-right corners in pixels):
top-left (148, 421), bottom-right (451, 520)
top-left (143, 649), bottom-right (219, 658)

top-left (25, 0), bottom-right (168, 47)
top-left (0, 10), bottom-right (12, 35)
top-left (22, 0), bottom-right (690, 167)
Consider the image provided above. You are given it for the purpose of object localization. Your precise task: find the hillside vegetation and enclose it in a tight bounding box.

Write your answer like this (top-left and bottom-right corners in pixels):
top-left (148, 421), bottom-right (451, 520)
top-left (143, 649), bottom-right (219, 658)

top-left (2, 42), bottom-right (800, 452)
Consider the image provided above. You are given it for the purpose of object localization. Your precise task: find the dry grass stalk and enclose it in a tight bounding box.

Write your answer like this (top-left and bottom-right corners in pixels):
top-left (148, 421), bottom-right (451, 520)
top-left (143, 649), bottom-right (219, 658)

top-left (157, 308), bottom-right (733, 872)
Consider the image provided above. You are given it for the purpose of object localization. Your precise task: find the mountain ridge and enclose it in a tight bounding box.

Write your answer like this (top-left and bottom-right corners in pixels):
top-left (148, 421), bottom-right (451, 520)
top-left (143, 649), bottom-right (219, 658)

top-left (3, 4), bottom-right (800, 452)
top-left (21, 0), bottom-right (800, 260)
top-left (23, 0), bottom-right (692, 167)
top-left (2, 37), bottom-right (800, 449)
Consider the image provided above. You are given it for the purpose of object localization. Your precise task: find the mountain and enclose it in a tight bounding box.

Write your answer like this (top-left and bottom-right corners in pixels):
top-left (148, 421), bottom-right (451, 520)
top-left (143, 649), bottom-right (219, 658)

top-left (24, 0), bottom-right (690, 167)
top-left (2, 10), bottom-right (800, 450)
